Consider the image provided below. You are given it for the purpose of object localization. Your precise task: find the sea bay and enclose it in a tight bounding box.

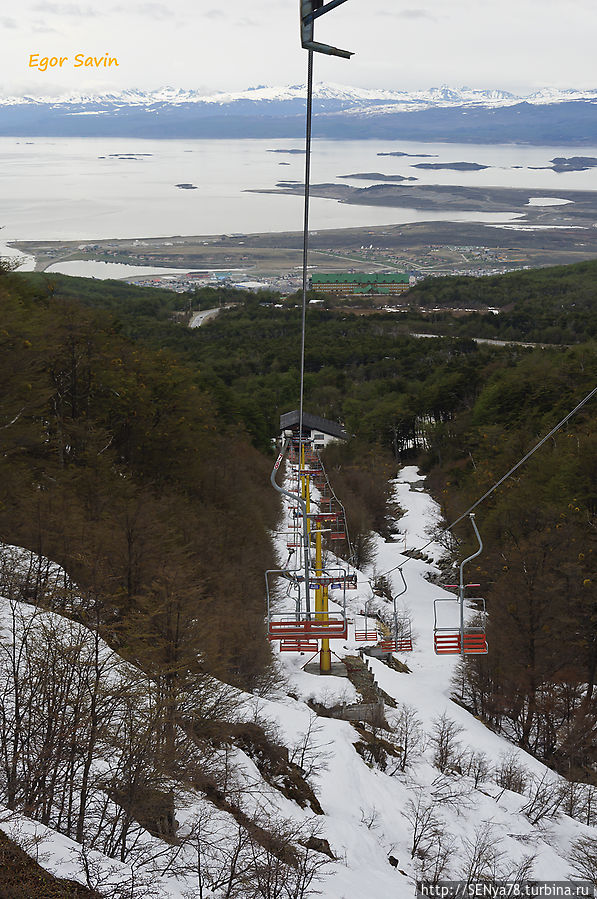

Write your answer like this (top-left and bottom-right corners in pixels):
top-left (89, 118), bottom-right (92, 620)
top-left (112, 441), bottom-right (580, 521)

top-left (2, 136), bottom-right (597, 268)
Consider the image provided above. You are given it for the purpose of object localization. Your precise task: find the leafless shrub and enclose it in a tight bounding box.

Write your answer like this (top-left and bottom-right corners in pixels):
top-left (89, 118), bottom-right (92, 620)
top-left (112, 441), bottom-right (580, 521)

top-left (403, 790), bottom-right (444, 860)
top-left (359, 807), bottom-right (380, 831)
top-left (463, 750), bottom-right (491, 788)
top-left (581, 785), bottom-right (597, 827)
top-left (568, 835), bottom-right (597, 886)
top-left (392, 704), bottom-right (424, 773)
top-left (288, 712), bottom-right (332, 780)
top-left (414, 831), bottom-right (455, 884)
top-left (77, 841), bottom-right (167, 899)
top-left (560, 780), bottom-right (587, 821)
top-left (430, 713), bottom-right (464, 774)
top-left (520, 772), bottom-right (565, 825)
top-left (504, 853), bottom-right (536, 883)
top-left (457, 822), bottom-right (504, 883)
top-left (244, 815), bottom-right (331, 899)
top-left (430, 774), bottom-right (475, 812)
top-left (493, 749), bottom-right (529, 794)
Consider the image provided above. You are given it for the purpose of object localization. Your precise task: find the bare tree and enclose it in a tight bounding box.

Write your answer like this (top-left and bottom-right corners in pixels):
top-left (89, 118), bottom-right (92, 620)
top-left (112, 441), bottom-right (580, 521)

top-left (493, 749), bottom-right (529, 794)
top-left (520, 772), bottom-right (565, 825)
top-left (568, 835), bottom-right (597, 886)
top-left (403, 790), bottom-right (444, 860)
top-left (463, 750), bottom-right (491, 788)
top-left (457, 822), bottom-right (504, 883)
top-left (392, 704), bottom-right (424, 773)
top-left (288, 712), bottom-right (331, 781)
top-left (430, 713), bottom-right (464, 774)
top-left (414, 830), bottom-right (454, 884)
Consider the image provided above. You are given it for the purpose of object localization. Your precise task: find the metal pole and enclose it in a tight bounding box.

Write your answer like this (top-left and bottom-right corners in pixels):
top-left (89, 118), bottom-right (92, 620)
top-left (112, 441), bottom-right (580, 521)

top-left (459, 514), bottom-right (483, 656)
top-left (393, 568), bottom-right (407, 641)
top-left (298, 49), bottom-right (313, 451)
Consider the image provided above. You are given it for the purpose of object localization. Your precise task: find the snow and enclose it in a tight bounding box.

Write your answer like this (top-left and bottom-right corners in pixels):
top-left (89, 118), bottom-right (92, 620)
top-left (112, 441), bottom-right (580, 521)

top-left (2, 82), bottom-right (597, 111)
top-left (527, 197), bottom-right (573, 206)
top-left (0, 464), bottom-right (595, 896)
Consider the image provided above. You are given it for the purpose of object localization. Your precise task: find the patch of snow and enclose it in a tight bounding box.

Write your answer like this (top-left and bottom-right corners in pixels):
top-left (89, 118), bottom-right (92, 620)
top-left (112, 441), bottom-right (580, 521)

top-left (527, 197), bottom-right (573, 206)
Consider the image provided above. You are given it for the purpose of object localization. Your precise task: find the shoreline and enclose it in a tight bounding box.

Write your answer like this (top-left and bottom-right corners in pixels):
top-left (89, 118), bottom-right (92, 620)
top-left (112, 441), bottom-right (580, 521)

top-left (9, 212), bottom-right (597, 282)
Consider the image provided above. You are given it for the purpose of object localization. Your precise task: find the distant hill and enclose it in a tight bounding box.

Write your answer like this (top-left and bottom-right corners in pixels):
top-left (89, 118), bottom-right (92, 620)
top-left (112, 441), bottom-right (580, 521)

top-left (2, 82), bottom-right (597, 142)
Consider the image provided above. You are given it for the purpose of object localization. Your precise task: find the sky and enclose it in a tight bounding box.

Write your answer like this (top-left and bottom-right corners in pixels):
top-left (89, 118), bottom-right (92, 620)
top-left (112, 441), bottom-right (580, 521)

top-left (0, 0), bottom-right (595, 98)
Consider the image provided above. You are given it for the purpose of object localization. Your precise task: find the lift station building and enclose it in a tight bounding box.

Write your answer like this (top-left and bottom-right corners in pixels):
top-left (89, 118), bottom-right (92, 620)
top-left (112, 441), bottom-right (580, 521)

top-left (280, 411), bottom-right (349, 450)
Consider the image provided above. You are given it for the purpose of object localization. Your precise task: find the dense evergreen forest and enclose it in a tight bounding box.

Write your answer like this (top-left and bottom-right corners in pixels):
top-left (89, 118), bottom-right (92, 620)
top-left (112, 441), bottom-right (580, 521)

top-left (0, 263), bottom-right (279, 692)
top-left (405, 260), bottom-right (597, 344)
top-left (6, 260), bottom-right (597, 782)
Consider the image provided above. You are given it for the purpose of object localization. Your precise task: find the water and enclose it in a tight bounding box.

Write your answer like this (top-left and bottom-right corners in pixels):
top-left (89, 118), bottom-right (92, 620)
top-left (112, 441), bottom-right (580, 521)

top-left (1, 137), bottom-right (596, 261)
top-left (42, 260), bottom-right (245, 278)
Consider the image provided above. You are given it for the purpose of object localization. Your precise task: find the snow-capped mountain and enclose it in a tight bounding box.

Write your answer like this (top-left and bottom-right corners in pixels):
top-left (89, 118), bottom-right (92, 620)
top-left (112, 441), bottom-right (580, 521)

top-left (1, 82), bottom-right (597, 143)
top-left (2, 81), bottom-right (597, 109)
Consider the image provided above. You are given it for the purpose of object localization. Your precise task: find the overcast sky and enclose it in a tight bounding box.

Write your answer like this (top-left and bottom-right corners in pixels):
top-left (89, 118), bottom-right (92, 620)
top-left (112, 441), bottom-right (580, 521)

top-left (1, 0), bottom-right (595, 98)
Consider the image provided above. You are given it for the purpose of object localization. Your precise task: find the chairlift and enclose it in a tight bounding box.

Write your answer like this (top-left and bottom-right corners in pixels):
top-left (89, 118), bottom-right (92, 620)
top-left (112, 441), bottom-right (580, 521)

top-left (355, 604), bottom-right (378, 641)
top-left (432, 514), bottom-right (488, 656)
top-left (279, 638), bottom-right (319, 653)
top-left (355, 625), bottom-right (379, 642)
top-left (391, 569), bottom-right (413, 651)
top-left (269, 616), bottom-right (348, 640)
top-left (265, 568), bottom-right (348, 643)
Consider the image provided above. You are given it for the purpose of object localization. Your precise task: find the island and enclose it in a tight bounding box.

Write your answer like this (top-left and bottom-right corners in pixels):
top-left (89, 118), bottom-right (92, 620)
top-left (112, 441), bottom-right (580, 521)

top-left (339, 173), bottom-right (417, 182)
top-left (377, 151), bottom-right (437, 158)
top-left (550, 156), bottom-right (597, 172)
top-left (175, 183), bottom-right (198, 190)
top-left (412, 162), bottom-right (490, 171)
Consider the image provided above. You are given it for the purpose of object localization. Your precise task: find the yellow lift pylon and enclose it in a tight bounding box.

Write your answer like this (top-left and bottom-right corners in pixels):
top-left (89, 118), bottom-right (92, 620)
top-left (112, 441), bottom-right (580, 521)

top-left (301, 444), bottom-right (330, 673)
top-left (314, 519), bottom-right (331, 673)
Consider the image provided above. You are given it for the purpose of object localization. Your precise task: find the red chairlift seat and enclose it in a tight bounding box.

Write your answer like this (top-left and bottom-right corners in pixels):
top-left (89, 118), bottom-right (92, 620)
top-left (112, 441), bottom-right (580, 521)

top-left (355, 628), bottom-right (379, 642)
top-left (378, 637), bottom-right (413, 652)
top-left (308, 511), bottom-right (337, 521)
top-left (392, 612), bottom-right (413, 652)
top-left (269, 615), bottom-right (348, 641)
top-left (434, 629), bottom-right (487, 654)
top-left (395, 636), bottom-right (413, 651)
top-left (433, 596), bottom-right (488, 655)
top-left (279, 638), bottom-right (319, 653)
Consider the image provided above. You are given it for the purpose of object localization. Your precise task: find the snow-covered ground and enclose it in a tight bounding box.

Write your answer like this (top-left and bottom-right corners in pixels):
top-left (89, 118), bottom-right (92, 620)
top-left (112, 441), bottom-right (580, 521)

top-left (0, 466), bottom-right (595, 897)
top-left (267, 465), bottom-right (596, 894)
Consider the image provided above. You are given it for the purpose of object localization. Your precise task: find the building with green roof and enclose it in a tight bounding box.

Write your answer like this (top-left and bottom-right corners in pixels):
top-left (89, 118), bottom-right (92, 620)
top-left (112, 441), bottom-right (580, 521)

top-left (310, 272), bottom-right (410, 295)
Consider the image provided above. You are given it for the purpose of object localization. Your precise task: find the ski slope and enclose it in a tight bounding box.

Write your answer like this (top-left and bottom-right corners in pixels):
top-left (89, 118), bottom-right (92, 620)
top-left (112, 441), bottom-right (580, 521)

top-left (0, 467), bottom-right (594, 897)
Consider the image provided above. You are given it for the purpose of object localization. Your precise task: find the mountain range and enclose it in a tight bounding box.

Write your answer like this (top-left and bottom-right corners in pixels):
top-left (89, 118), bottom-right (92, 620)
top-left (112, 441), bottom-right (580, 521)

top-left (2, 82), bottom-right (597, 142)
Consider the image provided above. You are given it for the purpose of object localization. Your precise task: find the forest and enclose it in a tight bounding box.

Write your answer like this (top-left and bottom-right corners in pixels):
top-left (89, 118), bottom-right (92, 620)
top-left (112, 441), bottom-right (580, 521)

top-left (404, 259), bottom-right (597, 344)
top-left (0, 264), bottom-right (280, 690)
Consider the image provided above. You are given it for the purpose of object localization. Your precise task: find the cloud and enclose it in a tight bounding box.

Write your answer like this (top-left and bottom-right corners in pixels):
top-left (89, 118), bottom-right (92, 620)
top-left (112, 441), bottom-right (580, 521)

top-left (394, 8), bottom-right (436, 19)
top-left (32, 2), bottom-right (99, 15)
top-left (31, 21), bottom-right (59, 32)
top-left (204, 8), bottom-right (226, 19)
top-left (133, 2), bottom-right (171, 20)
top-left (0, 16), bottom-right (18, 28)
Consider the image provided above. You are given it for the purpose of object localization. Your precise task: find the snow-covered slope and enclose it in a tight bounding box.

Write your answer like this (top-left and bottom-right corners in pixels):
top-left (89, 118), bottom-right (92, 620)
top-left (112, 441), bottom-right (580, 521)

top-left (2, 82), bottom-right (597, 110)
top-left (0, 469), bottom-right (595, 897)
